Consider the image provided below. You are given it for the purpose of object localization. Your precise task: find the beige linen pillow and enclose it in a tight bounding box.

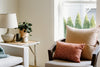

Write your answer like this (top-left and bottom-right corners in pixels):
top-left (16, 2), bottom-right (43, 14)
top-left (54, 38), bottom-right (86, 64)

top-left (66, 26), bottom-right (99, 60)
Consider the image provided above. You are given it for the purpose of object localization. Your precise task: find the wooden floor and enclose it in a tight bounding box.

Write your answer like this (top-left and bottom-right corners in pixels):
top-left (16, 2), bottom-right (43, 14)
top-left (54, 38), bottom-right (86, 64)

top-left (29, 65), bottom-right (39, 67)
top-left (29, 65), bottom-right (33, 67)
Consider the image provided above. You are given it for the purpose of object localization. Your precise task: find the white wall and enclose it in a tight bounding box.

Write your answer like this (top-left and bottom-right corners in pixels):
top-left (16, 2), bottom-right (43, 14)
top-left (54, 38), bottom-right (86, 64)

top-left (0, 0), bottom-right (18, 13)
top-left (0, 0), bottom-right (18, 42)
top-left (18, 0), bottom-right (54, 67)
top-left (96, 0), bottom-right (100, 25)
top-left (96, 0), bottom-right (100, 66)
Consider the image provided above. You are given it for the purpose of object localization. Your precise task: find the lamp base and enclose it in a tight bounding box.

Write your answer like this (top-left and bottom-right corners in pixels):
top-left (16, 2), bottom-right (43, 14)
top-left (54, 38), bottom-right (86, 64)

top-left (1, 28), bottom-right (15, 43)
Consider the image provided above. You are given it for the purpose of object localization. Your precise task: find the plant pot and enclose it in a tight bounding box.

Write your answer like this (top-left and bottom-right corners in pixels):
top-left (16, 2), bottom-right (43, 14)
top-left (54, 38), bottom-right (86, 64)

top-left (20, 29), bottom-right (29, 42)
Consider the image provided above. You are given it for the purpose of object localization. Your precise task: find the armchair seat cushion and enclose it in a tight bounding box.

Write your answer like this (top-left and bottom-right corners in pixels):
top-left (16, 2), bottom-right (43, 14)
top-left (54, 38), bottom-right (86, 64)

top-left (45, 60), bottom-right (93, 67)
top-left (14, 65), bottom-right (24, 67)
top-left (0, 56), bottom-right (23, 67)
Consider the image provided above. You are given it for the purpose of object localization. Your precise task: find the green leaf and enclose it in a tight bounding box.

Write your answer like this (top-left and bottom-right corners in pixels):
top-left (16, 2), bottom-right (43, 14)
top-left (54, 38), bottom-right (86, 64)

top-left (29, 34), bottom-right (32, 36)
top-left (26, 29), bottom-right (30, 33)
top-left (20, 27), bottom-right (23, 30)
top-left (23, 22), bottom-right (25, 24)
top-left (28, 23), bottom-right (32, 26)
top-left (18, 21), bottom-right (32, 33)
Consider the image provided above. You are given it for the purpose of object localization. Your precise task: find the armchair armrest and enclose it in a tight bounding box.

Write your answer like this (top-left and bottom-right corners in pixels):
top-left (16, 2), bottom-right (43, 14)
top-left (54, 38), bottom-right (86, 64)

top-left (59, 38), bottom-right (66, 42)
top-left (91, 41), bottom-right (100, 67)
top-left (48, 38), bottom-right (65, 61)
top-left (48, 43), bottom-right (56, 61)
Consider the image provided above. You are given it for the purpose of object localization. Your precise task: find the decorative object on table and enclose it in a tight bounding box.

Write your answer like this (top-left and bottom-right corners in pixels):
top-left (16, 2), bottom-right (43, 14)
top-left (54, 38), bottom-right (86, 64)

top-left (18, 22), bottom-right (32, 42)
top-left (16, 33), bottom-right (21, 42)
top-left (0, 46), bottom-right (9, 58)
top-left (0, 13), bottom-right (18, 43)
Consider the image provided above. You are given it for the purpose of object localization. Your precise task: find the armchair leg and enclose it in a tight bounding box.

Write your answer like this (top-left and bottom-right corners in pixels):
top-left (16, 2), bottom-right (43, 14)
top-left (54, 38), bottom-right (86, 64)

top-left (94, 64), bottom-right (97, 67)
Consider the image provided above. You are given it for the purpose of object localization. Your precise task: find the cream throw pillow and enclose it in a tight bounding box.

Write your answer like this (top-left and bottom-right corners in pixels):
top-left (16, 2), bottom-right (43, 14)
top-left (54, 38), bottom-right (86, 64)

top-left (66, 26), bottom-right (99, 60)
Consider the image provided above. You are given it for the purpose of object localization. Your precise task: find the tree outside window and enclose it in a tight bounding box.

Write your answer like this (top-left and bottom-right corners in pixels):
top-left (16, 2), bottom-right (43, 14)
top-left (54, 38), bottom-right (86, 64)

top-left (63, 0), bottom-right (96, 37)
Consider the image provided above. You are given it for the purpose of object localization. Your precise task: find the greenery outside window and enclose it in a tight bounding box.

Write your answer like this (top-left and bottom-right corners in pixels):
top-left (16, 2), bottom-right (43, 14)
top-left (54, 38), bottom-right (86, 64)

top-left (63, 0), bottom-right (96, 37)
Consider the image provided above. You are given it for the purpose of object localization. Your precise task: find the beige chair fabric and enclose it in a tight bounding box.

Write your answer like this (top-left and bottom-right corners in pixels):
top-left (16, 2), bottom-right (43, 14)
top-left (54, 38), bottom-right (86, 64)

top-left (45, 60), bottom-right (93, 67)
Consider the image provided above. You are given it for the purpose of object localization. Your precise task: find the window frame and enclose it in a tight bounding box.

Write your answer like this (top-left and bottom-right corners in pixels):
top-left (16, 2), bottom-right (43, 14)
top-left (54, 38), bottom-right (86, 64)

top-left (54, 0), bottom-right (97, 41)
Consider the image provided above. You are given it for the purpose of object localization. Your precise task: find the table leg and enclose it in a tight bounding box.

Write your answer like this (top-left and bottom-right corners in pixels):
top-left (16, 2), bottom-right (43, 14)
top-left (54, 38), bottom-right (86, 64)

top-left (34, 45), bottom-right (37, 67)
top-left (29, 45), bottom-right (37, 67)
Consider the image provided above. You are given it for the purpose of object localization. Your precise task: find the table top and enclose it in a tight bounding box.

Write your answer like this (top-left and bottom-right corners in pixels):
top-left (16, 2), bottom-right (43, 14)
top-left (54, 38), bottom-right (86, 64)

top-left (0, 41), bottom-right (40, 47)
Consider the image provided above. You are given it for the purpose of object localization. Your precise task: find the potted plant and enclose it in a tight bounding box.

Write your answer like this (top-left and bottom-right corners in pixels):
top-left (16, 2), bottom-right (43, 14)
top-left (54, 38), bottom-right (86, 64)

top-left (18, 22), bottom-right (32, 42)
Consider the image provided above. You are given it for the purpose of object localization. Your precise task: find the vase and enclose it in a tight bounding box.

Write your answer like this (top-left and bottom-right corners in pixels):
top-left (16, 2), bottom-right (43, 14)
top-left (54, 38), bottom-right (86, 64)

top-left (19, 29), bottom-right (29, 42)
top-left (2, 33), bottom-right (14, 43)
top-left (23, 36), bottom-right (28, 43)
top-left (2, 28), bottom-right (15, 43)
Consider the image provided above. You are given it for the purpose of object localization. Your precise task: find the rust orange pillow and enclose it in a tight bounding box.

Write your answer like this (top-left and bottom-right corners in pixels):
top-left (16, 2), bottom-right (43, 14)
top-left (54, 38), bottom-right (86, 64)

top-left (54, 41), bottom-right (84, 63)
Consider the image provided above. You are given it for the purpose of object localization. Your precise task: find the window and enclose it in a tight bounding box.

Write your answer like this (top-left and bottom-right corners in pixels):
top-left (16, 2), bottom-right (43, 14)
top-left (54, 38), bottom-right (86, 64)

top-left (63, 0), bottom-right (96, 37)
top-left (54, 0), bottom-right (97, 40)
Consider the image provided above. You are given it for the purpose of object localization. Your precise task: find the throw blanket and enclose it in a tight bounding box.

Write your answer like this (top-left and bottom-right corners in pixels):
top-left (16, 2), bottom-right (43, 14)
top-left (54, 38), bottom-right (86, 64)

top-left (0, 46), bottom-right (9, 58)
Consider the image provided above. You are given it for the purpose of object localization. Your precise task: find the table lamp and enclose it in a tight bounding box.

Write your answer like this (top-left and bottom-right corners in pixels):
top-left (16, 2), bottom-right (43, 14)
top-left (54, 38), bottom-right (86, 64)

top-left (0, 13), bottom-right (18, 42)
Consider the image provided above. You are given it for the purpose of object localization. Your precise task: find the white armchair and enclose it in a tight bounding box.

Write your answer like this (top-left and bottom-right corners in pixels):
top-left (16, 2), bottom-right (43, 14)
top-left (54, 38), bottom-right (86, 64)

top-left (0, 43), bottom-right (29, 67)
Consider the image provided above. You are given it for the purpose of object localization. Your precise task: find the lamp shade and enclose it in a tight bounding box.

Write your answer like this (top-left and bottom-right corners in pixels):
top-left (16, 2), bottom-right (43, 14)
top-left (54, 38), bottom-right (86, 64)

top-left (0, 13), bottom-right (18, 28)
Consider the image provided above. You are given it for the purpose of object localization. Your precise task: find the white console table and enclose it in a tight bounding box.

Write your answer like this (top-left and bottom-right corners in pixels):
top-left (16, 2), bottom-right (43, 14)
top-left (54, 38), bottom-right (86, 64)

top-left (0, 41), bottom-right (40, 67)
